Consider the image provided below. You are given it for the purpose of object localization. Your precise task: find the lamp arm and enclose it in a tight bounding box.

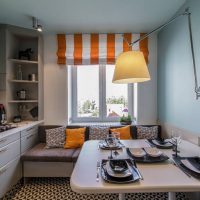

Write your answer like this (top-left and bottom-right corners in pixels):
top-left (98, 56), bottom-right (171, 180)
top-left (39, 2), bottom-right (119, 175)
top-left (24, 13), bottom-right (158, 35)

top-left (125, 9), bottom-right (190, 46)
top-left (187, 12), bottom-right (200, 99)
top-left (124, 8), bottom-right (200, 100)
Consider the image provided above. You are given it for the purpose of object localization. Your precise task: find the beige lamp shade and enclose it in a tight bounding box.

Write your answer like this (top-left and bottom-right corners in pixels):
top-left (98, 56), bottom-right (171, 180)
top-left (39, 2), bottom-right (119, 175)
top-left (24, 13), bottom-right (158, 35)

top-left (112, 51), bottom-right (151, 83)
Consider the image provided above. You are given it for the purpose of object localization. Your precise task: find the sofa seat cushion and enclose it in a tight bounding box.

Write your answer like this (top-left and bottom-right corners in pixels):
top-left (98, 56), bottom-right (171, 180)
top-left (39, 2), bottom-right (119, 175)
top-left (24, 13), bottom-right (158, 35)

top-left (21, 143), bottom-right (76, 162)
top-left (72, 148), bottom-right (81, 162)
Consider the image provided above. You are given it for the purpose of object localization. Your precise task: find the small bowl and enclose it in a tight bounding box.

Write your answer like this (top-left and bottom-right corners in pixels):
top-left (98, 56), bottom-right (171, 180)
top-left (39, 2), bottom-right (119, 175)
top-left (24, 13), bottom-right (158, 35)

top-left (109, 160), bottom-right (128, 173)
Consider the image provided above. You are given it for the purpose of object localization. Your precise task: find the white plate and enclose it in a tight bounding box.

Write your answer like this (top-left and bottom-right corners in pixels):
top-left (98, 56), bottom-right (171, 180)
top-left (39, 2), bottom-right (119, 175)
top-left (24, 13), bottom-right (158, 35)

top-left (106, 161), bottom-right (132, 178)
top-left (128, 148), bottom-right (146, 157)
top-left (144, 147), bottom-right (162, 157)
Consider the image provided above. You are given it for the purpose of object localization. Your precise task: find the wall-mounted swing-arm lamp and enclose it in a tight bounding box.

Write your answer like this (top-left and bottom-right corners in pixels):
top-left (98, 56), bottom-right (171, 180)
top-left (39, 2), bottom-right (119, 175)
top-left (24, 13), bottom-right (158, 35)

top-left (112, 8), bottom-right (200, 100)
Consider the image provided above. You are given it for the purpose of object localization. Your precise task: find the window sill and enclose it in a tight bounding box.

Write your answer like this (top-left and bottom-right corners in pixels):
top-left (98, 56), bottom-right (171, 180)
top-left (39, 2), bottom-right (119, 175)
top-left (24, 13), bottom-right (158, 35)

top-left (68, 122), bottom-right (135, 126)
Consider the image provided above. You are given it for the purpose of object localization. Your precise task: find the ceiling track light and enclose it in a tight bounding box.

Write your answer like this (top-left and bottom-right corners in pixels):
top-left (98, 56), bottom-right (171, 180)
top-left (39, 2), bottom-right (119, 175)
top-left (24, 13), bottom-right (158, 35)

top-left (32, 17), bottom-right (43, 32)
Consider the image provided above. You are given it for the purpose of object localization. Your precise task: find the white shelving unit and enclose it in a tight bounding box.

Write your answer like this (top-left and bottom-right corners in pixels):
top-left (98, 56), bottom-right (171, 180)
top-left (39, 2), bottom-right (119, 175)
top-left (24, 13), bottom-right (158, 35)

top-left (9, 80), bottom-right (39, 83)
top-left (8, 58), bottom-right (38, 64)
top-left (0, 24), bottom-right (44, 122)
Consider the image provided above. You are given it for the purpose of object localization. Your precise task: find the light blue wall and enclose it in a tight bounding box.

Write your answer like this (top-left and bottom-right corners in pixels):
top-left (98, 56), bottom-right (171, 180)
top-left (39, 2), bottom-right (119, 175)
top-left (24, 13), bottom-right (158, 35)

top-left (158, 0), bottom-right (200, 135)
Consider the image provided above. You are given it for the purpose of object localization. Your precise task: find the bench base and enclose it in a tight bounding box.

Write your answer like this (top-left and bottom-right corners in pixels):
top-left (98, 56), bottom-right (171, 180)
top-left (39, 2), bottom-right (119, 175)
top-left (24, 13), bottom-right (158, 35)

top-left (23, 161), bottom-right (74, 177)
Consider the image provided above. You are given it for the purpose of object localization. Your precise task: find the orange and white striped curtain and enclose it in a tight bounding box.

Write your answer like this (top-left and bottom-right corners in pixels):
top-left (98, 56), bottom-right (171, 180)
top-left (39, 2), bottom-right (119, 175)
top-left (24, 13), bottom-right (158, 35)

top-left (57, 33), bottom-right (148, 65)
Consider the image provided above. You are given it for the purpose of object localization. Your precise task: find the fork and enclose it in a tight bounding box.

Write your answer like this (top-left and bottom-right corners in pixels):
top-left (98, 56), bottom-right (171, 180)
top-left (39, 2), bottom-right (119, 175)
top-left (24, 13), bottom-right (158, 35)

top-left (96, 161), bottom-right (101, 182)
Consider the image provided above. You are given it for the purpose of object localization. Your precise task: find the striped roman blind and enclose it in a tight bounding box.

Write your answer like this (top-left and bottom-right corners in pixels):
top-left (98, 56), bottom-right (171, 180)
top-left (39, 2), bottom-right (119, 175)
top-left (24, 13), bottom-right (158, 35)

top-left (57, 33), bottom-right (148, 65)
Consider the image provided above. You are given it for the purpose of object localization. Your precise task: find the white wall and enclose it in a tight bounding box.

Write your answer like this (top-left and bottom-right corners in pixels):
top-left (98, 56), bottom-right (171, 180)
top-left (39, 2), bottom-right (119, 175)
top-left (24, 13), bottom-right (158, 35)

top-left (44, 35), bottom-right (68, 125)
top-left (43, 34), bottom-right (157, 125)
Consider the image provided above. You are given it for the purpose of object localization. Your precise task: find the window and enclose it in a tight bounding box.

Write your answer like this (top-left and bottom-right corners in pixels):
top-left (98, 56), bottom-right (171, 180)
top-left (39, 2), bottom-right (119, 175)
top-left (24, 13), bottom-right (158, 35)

top-left (70, 65), bottom-right (133, 122)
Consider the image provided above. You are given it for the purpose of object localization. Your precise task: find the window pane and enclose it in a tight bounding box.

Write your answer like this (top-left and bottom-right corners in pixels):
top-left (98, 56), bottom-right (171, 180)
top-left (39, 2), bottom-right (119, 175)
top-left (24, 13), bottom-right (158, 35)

top-left (77, 65), bottom-right (99, 117)
top-left (106, 65), bottom-right (128, 117)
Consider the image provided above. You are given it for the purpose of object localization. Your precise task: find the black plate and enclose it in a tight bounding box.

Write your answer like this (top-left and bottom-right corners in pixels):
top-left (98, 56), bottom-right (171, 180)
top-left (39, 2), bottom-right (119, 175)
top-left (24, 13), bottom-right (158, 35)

top-left (127, 148), bottom-right (169, 163)
top-left (187, 157), bottom-right (200, 171)
top-left (147, 139), bottom-right (173, 149)
top-left (173, 156), bottom-right (200, 179)
top-left (101, 159), bottom-right (140, 184)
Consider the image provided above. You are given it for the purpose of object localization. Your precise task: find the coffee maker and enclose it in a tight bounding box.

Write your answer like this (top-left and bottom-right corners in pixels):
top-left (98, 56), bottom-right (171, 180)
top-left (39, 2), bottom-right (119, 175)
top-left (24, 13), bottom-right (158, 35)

top-left (0, 104), bottom-right (6, 124)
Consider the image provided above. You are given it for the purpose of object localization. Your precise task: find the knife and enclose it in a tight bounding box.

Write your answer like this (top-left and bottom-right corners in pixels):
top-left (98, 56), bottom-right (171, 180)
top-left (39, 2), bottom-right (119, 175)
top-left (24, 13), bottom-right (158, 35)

top-left (130, 159), bottom-right (144, 180)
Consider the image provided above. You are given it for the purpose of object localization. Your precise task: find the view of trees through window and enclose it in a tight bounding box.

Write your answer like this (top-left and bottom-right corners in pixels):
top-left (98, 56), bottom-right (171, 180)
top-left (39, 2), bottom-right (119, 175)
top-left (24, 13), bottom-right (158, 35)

top-left (76, 65), bottom-right (128, 120)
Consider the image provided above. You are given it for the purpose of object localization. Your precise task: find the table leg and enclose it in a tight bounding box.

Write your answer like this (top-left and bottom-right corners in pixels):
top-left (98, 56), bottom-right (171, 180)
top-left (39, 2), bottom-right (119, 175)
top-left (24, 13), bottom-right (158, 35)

top-left (119, 193), bottom-right (125, 200)
top-left (168, 192), bottom-right (176, 200)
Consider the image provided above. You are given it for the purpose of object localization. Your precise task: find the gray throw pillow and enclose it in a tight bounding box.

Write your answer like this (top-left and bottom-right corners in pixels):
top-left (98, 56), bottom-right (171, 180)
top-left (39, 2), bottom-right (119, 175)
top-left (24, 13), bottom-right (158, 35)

top-left (89, 126), bottom-right (109, 140)
top-left (45, 126), bottom-right (66, 148)
top-left (137, 126), bottom-right (158, 139)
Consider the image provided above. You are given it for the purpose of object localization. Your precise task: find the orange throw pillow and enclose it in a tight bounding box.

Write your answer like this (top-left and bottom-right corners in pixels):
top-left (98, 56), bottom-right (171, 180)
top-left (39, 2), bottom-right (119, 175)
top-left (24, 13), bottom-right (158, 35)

top-left (110, 126), bottom-right (131, 140)
top-left (64, 127), bottom-right (86, 149)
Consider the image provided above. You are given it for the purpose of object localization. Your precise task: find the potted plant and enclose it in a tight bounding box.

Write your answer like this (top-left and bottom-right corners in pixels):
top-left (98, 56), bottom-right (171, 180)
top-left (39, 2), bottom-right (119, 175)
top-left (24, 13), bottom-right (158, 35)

top-left (120, 114), bottom-right (132, 125)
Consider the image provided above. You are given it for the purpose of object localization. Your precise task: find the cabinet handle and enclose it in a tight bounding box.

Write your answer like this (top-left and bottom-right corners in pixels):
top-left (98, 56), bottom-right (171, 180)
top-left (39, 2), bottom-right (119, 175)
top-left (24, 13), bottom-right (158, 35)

top-left (0, 148), bottom-right (7, 153)
top-left (26, 134), bottom-right (34, 140)
top-left (26, 127), bottom-right (36, 132)
top-left (0, 139), bottom-right (7, 143)
top-left (0, 167), bottom-right (8, 175)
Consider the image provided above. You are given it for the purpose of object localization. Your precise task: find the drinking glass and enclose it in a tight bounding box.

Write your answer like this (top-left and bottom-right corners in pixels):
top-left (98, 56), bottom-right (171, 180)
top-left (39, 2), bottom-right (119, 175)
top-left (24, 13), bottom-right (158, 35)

top-left (112, 132), bottom-right (120, 140)
top-left (171, 130), bottom-right (182, 156)
top-left (107, 134), bottom-right (118, 159)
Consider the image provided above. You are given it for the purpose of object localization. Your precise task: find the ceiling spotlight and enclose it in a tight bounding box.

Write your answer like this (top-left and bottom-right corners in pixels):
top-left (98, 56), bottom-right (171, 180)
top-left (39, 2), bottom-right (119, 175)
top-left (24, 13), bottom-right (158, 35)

top-left (32, 17), bottom-right (43, 32)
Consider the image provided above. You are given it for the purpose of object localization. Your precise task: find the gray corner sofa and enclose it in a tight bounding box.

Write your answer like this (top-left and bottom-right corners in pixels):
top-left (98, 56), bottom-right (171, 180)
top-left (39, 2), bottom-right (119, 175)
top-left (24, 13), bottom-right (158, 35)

top-left (21, 124), bottom-right (161, 178)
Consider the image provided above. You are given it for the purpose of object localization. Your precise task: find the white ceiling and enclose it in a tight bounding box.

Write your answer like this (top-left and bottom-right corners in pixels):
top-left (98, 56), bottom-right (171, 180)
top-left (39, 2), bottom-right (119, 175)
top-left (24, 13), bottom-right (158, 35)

top-left (0, 0), bottom-right (186, 34)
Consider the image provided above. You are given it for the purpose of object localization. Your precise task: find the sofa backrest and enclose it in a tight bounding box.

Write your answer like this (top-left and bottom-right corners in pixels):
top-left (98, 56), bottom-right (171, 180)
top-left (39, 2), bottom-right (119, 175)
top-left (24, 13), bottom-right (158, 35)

top-left (38, 125), bottom-right (90, 143)
top-left (109, 125), bottom-right (161, 139)
top-left (38, 124), bottom-right (161, 143)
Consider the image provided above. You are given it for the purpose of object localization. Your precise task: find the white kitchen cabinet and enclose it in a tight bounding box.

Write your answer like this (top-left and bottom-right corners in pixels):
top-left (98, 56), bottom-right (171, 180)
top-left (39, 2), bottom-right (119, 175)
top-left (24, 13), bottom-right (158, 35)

top-left (21, 125), bottom-right (38, 154)
top-left (0, 131), bottom-right (21, 198)
top-left (0, 121), bottom-right (43, 198)
top-left (0, 157), bottom-right (21, 198)
top-left (0, 139), bottom-right (20, 168)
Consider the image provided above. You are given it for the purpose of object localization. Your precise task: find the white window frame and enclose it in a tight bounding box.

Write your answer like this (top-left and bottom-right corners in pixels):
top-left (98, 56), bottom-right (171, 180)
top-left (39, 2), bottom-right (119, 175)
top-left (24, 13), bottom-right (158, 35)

top-left (70, 64), bottom-right (134, 123)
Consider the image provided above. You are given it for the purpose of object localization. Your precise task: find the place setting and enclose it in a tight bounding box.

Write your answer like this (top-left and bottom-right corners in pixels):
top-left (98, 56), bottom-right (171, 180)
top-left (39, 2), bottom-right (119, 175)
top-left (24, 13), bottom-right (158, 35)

top-left (146, 138), bottom-right (173, 149)
top-left (98, 132), bottom-right (125, 150)
top-left (170, 132), bottom-right (200, 179)
top-left (99, 158), bottom-right (142, 184)
top-left (127, 147), bottom-right (169, 163)
top-left (97, 132), bottom-right (144, 184)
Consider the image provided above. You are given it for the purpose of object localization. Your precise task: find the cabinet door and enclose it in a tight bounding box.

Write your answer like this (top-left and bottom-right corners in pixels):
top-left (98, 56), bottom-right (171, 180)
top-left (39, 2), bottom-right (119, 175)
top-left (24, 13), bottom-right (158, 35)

top-left (21, 130), bottom-right (38, 155)
top-left (0, 157), bottom-right (21, 198)
top-left (21, 125), bottom-right (38, 138)
top-left (0, 132), bottom-right (20, 149)
top-left (0, 139), bottom-right (20, 168)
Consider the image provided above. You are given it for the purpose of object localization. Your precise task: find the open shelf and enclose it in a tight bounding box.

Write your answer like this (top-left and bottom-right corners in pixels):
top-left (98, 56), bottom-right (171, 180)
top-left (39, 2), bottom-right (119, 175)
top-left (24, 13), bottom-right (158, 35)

top-left (8, 100), bottom-right (38, 103)
top-left (9, 80), bottom-right (38, 83)
top-left (8, 58), bottom-right (38, 64)
top-left (1, 25), bottom-right (43, 121)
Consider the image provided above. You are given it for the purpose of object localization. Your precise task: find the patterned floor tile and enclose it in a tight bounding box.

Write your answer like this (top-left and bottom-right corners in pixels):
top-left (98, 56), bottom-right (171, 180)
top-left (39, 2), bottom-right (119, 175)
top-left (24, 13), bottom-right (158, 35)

top-left (2, 178), bottom-right (189, 200)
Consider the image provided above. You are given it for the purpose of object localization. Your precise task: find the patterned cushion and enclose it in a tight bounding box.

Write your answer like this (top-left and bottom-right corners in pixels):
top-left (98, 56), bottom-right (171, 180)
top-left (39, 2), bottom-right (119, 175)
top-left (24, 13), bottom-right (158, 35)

top-left (137, 126), bottom-right (158, 139)
top-left (89, 126), bottom-right (109, 140)
top-left (45, 126), bottom-right (66, 148)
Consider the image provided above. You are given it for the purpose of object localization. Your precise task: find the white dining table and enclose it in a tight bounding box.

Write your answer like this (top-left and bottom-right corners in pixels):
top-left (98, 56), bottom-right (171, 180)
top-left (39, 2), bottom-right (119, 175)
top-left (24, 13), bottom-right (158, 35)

top-left (70, 139), bottom-right (200, 200)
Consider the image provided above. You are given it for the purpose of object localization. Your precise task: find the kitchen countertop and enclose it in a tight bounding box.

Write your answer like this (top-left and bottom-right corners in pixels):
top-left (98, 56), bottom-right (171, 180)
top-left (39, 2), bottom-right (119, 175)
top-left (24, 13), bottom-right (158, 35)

top-left (0, 120), bottom-right (44, 139)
